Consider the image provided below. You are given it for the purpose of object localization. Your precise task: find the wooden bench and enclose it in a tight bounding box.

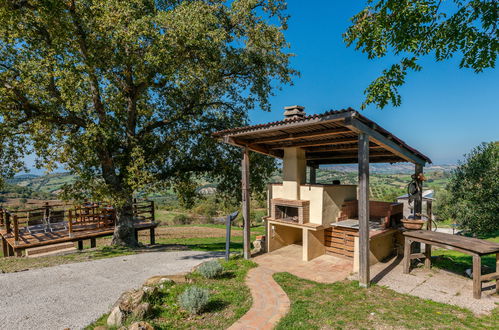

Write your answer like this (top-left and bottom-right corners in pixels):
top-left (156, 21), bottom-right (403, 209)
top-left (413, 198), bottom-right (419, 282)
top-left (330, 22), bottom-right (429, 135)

top-left (403, 230), bottom-right (499, 299)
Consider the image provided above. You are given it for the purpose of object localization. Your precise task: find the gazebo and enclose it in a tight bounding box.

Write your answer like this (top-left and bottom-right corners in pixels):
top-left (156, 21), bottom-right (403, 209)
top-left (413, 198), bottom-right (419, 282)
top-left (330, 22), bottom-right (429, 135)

top-left (213, 106), bottom-right (431, 287)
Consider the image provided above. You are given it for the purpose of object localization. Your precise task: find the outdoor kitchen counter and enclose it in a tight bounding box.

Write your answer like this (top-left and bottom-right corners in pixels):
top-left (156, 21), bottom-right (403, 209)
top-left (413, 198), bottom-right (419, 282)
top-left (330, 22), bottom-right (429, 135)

top-left (264, 217), bottom-right (325, 231)
top-left (331, 219), bottom-right (398, 238)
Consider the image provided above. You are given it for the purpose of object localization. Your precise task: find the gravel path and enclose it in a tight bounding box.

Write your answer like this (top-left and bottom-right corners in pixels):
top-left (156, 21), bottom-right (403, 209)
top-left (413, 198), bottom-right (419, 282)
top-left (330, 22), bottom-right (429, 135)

top-left (0, 250), bottom-right (223, 330)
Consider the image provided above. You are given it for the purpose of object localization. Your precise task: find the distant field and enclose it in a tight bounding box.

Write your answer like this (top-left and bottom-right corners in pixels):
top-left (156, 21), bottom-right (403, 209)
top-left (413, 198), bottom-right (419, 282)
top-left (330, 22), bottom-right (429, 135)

top-left (2, 165), bottom-right (452, 208)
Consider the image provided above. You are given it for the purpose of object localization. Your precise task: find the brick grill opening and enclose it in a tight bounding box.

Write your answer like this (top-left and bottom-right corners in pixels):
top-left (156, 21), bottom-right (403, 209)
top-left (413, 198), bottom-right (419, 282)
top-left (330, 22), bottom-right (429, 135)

top-left (271, 198), bottom-right (310, 224)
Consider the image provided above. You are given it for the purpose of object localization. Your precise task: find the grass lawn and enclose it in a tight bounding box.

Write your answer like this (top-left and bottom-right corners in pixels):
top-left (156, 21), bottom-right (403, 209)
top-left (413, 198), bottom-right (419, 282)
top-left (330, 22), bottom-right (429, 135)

top-left (88, 257), bottom-right (256, 329)
top-left (274, 273), bottom-right (499, 329)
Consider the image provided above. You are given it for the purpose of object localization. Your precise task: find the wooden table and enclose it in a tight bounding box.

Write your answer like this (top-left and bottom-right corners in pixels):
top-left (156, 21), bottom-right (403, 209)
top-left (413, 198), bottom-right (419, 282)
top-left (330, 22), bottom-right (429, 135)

top-left (403, 230), bottom-right (499, 299)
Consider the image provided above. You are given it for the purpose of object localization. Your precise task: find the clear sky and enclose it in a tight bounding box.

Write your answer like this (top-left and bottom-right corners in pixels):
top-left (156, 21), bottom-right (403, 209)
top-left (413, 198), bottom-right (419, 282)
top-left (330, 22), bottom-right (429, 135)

top-left (249, 1), bottom-right (499, 164)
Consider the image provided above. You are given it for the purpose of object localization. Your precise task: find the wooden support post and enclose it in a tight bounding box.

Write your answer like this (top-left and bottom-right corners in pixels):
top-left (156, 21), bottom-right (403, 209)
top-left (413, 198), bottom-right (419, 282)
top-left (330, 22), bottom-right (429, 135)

top-left (134, 229), bottom-right (139, 243)
top-left (309, 165), bottom-right (317, 184)
top-left (13, 215), bottom-right (19, 246)
top-left (403, 237), bottom-right (411, 274)
top-left (5, 212), bottom-right (11, 234)
top-left (241, 147), bottom-right (251, 260)
top-left (77, 240), bottom-right (83, 250)
top-left (414, 164), bottom-right (423, 219)
top-left (358, 132), bottom-right (370, 288)
top-left (90, 238), bottom-right (96, 248)
top-left (8, 244), bottom-right (14, 257)
top-left (68, 210), bottom-right (74, 237)
top-left (473, 254), bottom-right (482, 299)
top-left (15, 249), bottom-right (22, 257)
top-left (150, 201), bottom-right (155, 223)
top-left (2, 236), bottom-right (8, 257)
top-left (413, 163), bottom-right (423, 253)
top-left (496, 253), bottom-right (499, 294)
top-left (150, 228), bottom-right (155, 245)
top-left (425, 243), bottom-right (432, 269)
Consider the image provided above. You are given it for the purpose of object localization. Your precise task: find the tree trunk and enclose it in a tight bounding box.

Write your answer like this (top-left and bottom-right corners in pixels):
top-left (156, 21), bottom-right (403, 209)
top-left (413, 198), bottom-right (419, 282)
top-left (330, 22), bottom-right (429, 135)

top-left (111, 196), bottom-right (138, 247)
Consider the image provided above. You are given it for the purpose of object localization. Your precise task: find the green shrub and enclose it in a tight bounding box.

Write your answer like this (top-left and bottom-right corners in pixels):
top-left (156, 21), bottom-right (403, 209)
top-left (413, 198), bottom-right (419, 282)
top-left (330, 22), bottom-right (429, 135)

top-left (178, 286), bottom-right (210, 314)
top-left (197, 260), bottom-right (224, 279)
top-left (172, 213), bottom-right (192, 225)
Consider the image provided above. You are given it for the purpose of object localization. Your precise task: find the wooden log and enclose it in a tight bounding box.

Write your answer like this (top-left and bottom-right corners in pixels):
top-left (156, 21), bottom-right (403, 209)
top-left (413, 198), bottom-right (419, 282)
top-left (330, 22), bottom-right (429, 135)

top-left (241, 147), bottom-right (251, 260)
top-left (150, 228), bottom-right (155, 245)
top-left (473, 254), bottom-right (482, 299)
top-left (358, 132), bottom-right (370, 288)
top-left (13, 215), bottom-right (19, 245)
top-left (90, 238), bottom-right (96, 248)
top-left (77, 240), bottom-right (83, 250)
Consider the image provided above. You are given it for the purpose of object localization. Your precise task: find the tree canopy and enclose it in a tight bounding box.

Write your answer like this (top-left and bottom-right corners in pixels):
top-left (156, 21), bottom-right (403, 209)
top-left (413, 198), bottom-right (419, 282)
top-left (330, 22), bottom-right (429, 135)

top-left (438, 142), bottom-right (498, 235)
top-left (344, 0), bottom-right (498, 109)
top-left (0, 0), bottom-right (294, 245)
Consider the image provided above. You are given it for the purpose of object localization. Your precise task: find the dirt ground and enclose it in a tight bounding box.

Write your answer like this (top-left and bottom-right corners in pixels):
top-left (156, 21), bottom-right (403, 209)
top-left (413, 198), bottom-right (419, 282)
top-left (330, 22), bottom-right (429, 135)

top-left (138, 225), bottom-right (242, 239)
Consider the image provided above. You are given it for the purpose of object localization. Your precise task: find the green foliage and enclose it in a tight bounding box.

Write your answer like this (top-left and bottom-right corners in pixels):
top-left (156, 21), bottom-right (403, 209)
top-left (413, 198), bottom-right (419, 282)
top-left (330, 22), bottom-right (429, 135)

top-left (345, 0), bottom-right (498, 109)
top-left (197, 260), bottom-right (224, 279)
top-left (178, 286), bottom-right (211, 315)
top-left (440, 142), bottom-right (498, 235)
top-left (0, 0), bottom-right (294, 243)
top-left (171, 213), bottom-right (193, 225)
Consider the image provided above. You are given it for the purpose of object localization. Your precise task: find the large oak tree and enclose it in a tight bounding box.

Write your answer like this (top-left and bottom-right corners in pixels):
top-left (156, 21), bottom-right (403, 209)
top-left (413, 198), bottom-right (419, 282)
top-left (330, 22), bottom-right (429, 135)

top-left (0, 0), bottom-right (294, 245)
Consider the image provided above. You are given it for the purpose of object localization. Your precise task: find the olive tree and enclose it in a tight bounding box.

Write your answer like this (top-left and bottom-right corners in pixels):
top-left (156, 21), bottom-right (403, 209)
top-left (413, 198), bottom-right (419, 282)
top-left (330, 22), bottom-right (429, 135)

top-left (441, 142), bottom-right (499, 235)
top-left (345, 0), bottom-right (498, 109)
top-left (0, 0), bottom-right (294, 246)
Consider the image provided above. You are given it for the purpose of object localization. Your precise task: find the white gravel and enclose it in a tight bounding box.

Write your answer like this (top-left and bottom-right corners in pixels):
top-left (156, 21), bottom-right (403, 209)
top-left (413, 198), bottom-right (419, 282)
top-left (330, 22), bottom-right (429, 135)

top-left (0, 250), bottom-right (223, 330)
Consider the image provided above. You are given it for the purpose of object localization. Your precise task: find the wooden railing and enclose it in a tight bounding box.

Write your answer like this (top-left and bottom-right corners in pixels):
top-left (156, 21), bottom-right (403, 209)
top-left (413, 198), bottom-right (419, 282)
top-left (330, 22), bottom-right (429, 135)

top-left (1, 199), bottom-right (155, 243)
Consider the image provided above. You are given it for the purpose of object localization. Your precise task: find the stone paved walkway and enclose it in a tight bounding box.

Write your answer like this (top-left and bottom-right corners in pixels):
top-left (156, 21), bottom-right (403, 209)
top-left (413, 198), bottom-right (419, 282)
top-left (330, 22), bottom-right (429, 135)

top-left (255, 244), bottom-right (353, 283)
top-left (229, 245), bottom-right (353, 329)
top-left (228, 267), bottom-right (290, 330)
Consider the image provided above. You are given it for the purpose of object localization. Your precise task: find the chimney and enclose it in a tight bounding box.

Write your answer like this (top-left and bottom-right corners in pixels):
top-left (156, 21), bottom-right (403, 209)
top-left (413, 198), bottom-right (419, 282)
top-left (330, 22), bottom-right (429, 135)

top-left (283, 105), bottom-right (305, 120)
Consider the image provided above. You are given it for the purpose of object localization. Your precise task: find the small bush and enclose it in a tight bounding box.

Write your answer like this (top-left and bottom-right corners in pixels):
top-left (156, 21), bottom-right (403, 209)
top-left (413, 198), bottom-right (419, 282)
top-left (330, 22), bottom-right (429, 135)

top-left (197, 260), bottom-right (224, 279)
top-left (172, 213), bottom-right (192, 225)
top-left (178, 286), bottom-right (210, 314)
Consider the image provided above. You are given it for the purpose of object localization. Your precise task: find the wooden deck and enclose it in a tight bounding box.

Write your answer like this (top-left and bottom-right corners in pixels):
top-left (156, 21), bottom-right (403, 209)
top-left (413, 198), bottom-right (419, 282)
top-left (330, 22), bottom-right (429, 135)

top-left (1, 221), bottom-right (157, 257)
top-left (403, 230), bottom-right (499, 299)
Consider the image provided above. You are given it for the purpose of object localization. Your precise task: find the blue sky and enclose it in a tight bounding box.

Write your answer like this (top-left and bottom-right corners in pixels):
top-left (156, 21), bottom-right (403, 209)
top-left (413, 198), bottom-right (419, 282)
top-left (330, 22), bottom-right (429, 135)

top-left (249, 1), bottom-right (499, 164)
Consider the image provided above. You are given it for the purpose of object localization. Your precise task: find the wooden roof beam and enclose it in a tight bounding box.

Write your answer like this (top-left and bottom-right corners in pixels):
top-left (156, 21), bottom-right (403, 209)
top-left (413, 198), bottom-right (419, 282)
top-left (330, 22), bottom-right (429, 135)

top-left (309, 156), bottom-right (405, 165)
top-left (223, 136), bottom-right (283, 158)
top-left (306, 151), bottom-right (394, 161)
top-left (304, 143), bottom-right (382, 153)
top-left (269, 137), bottom-right (358, 149)
top-left (343, 117), bottom-right (427, 165)
top-left (245, 127), bottom-right (352, 145)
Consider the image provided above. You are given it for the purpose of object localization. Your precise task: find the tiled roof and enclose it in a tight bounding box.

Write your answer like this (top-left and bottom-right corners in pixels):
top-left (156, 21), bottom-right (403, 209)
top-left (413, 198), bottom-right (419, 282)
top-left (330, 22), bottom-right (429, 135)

top-left (213, 107), bottom-right (432, 164)
top-left (212, 108), bottom-right (355, 136)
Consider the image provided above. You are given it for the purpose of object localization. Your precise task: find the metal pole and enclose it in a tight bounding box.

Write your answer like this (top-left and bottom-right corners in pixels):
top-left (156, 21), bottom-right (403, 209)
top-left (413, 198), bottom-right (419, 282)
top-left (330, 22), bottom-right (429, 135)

top-left (225, 214), bottom-right (232, 261)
